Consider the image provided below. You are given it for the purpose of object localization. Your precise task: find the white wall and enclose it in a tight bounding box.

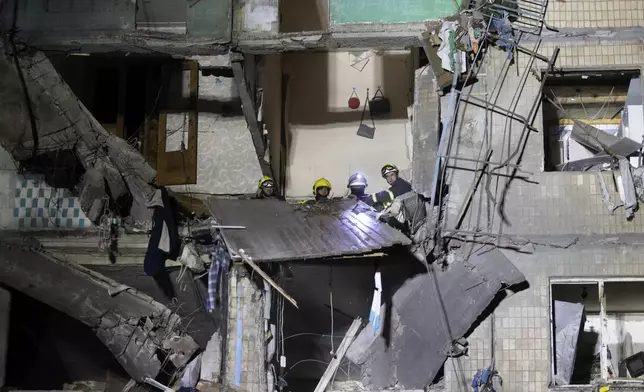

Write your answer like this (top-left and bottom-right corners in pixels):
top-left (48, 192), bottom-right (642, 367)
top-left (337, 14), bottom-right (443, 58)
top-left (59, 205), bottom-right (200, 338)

top-left (168, 71), bottom-right (263, 195)
top-left (586, 314), bottom-right (644, 377)
top-left (553, 282), bottom-right (644, 313)
top-left (283, 51), bottom-right (413, 198)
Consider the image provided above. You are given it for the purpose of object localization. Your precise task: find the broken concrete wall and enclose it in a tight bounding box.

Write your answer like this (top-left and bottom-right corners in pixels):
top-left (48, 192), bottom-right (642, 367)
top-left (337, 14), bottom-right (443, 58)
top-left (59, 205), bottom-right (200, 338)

top-left (348, 248), bottom-right (525, 390)
top-left (225, 265), bottom-right (267, 392)
top-left (411, 65), bottom-right (440, 195)
top-left (444, 44), bottom-right (644, 237)
top-left (435, 42), bottom-right (644, 392)
top-left (0, 51), bottom-right (155, 224)
top-left (442, 241), bottom-right (644, 392)
top-left (0, 243), bottom-right (199, 382)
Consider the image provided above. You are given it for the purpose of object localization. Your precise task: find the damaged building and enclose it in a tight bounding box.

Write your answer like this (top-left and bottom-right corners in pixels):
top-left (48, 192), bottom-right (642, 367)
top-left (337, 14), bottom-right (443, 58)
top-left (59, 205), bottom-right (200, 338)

top-left (1, 0), bottom-right (644, 392)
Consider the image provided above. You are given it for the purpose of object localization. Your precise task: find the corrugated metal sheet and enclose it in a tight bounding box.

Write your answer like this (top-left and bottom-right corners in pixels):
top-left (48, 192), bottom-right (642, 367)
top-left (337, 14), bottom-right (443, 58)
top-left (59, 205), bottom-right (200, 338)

top-left (206, 198), bottom-right (412, 262)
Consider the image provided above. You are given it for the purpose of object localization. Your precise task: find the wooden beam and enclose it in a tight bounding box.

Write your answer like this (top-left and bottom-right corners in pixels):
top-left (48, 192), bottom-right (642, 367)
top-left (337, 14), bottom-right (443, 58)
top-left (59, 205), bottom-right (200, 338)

top-left (231, 61), bottom-right (272, 177)
top-left (313, 318), bottom-right (362, 392)
top-left (238, 249), bottom-right (298, 308)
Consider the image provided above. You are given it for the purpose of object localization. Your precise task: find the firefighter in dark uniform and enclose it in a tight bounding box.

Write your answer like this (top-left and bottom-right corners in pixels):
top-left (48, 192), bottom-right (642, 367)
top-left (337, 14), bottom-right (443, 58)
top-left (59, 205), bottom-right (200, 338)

top-left (363, 164), bottom-right (412, 211)
top-left (346, 172), bottom-right (369, 200)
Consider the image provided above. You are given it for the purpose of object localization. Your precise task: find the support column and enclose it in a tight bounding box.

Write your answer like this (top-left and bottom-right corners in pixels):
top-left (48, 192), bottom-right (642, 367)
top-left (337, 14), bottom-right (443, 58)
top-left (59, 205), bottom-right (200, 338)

top-left (0, 286), bottom-right (10, 387)
top-left (225, 266), bottom-right (267, 392)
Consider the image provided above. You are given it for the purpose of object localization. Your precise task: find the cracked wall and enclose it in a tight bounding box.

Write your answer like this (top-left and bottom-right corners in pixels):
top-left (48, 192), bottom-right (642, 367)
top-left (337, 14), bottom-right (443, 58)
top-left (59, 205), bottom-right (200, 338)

top-left (439, 41), bottom-right (644, 392)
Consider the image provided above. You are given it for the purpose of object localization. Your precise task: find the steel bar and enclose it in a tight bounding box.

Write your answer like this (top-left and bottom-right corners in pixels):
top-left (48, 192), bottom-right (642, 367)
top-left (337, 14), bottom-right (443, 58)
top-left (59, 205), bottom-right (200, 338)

top-left (516, 45), bottom-right (550, 63)
top-left (458, 94), bottom-right (539, 133)
top-left (441, 155), bottom-right (531, 173)
top-left (455, 150), bottom-right (493, 231)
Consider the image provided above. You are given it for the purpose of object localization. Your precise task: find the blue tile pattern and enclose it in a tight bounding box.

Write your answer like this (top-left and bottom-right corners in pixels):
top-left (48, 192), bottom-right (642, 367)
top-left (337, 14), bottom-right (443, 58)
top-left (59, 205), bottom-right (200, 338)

top-left (13, 175), bottom-right (91, 229)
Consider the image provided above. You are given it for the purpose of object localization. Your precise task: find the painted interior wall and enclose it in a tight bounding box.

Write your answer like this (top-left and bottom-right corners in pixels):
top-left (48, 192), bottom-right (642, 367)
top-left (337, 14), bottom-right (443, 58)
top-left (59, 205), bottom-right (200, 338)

top-left (168, 71), bottom-right (263, 195)
top-left (282, 50), bottom-right (413, 198)
top-left (329, 0), bottom-right (458, 25)
top-left (280, 0), bottom-right (329, 32)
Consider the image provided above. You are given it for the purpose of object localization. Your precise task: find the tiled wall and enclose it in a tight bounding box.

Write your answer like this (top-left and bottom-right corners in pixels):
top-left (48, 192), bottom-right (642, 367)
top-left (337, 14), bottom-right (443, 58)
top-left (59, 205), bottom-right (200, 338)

top-left (546, 0), bottom-right (644, 29)
top-left (14, 175), bottom-right (91, 230)
top-left (0, 145), bottom-right (91, 230)
top-left (442, 40), bottom-right (644, 392)
top-left (226, 266), bottom-right (267, 392)
top-left (445, 246), bottom-right (644, 392)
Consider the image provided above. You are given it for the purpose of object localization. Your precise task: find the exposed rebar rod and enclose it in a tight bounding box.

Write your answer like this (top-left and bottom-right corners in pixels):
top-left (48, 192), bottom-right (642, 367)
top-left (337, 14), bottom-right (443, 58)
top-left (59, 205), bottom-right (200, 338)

top-left (458, 94), bottom-right (539, 133)
top-left (441, 155), bottom-right (532, 173)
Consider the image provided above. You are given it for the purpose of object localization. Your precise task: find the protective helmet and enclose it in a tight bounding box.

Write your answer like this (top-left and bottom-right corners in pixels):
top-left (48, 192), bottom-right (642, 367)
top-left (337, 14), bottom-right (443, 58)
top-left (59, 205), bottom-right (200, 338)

top-left (347, 172), bottom-right (367, 188)
top-left (313, 178), bottom-right (332, 195)
top-left (258, 176), bottom-right (274, 189)
top-left (381, 164), bottom-right (399, 178)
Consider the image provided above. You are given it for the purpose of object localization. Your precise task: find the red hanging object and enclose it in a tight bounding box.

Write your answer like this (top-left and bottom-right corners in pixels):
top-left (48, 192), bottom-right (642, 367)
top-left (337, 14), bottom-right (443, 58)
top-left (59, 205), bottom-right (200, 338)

top-left (348, 89), bottom-right (360, 110)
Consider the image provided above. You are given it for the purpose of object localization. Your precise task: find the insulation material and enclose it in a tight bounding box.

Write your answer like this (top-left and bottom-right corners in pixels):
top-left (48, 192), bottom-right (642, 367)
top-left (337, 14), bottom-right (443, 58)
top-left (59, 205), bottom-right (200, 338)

top-left (554, 300), bottom-right (585, 386)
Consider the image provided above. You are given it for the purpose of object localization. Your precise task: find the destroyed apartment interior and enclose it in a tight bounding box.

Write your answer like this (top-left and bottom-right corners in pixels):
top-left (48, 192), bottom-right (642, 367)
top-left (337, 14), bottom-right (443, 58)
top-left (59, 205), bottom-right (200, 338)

top-left (2, 0), bottom-right (644, 392)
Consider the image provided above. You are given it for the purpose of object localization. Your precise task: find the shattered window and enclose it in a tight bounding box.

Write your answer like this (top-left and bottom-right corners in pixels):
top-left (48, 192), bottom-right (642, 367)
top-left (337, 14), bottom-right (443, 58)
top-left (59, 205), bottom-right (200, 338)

top-left (551, 280), bottom-right (644, 386)
top-left (542, 70), bottom-right (642, 172)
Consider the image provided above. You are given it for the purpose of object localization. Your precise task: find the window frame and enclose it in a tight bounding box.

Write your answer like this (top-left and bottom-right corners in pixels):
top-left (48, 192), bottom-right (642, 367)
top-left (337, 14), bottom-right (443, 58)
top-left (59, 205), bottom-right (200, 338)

top-left (549, 277), bottom-right (644, 387)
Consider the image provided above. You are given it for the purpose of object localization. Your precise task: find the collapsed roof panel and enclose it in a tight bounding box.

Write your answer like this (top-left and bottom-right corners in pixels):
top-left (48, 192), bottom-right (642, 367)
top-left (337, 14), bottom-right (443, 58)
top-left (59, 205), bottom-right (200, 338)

top-left (347, 248), bottom-right (526, 389)
top-left (206, 199), bottom-right (412, 262)
top-left (0, 243), bottom-right (199, 382)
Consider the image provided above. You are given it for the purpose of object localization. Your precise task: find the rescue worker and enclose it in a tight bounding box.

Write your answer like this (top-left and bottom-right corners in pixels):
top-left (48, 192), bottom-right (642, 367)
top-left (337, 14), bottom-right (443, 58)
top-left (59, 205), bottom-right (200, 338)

top-left (256, 176), bottom-right (277, 199)
top-left (347, 172), bottom-right (369, 200)
top-left (363, 164), bottom-right (412, 210)
top-left (312, 178), bottom-right (332, 201)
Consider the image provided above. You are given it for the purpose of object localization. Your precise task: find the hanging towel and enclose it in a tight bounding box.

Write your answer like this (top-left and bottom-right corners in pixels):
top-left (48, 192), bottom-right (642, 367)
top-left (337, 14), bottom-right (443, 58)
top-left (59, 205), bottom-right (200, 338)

top-left (144, 187), bottom-right (179, 276)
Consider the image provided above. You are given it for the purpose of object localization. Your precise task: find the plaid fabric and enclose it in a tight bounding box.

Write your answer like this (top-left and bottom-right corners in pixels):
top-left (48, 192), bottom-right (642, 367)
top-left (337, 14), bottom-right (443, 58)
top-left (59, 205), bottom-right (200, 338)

top-left (206, 234), bottom-right (231, 312)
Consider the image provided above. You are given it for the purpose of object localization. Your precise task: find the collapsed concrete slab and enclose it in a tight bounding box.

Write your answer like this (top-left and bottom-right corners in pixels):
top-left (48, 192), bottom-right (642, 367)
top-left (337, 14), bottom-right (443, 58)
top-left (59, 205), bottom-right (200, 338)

top-left (0, 242), bottom-right (199, 381)
top-left (347, 248), bottom-right (526, 389)
top-left (0, 50), bottom-right (156, 223)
